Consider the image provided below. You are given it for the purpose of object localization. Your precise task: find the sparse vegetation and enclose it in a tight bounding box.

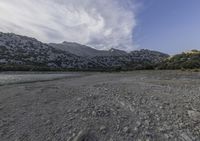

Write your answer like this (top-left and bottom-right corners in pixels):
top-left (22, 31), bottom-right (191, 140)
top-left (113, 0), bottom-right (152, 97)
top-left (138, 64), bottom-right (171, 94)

top-left (157, 50), bottom-right (200, 70)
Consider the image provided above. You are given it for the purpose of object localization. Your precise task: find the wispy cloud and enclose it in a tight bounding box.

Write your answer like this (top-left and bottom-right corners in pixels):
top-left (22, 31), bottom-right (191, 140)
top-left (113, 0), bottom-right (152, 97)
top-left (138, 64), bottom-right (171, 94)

top-left (0, 0), bottom-right (138, 50)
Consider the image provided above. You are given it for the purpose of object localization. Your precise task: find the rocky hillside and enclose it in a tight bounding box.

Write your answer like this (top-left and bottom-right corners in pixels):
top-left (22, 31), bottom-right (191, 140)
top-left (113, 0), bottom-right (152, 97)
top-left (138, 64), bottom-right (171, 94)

top-left (157, 50), bottom-right (200, 69)
top-left (49, 42), bottom-right (128, 57)
top-left (90, 49), bottom-right (169, 70)
top-left (50, 42), bottom-right (169, 70)
top-left (0, 32), bottom-right (169, 71)
top-left (0, 32), bottom-right (100, 71)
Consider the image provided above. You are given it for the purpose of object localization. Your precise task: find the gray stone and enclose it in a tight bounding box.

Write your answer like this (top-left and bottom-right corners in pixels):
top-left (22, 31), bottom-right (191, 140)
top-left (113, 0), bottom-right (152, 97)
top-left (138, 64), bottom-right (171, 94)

top-left (188, 110), bottom-right (200, 122)
top-left (180, 132), bottom-right (193, 141)
top-left (123, 127), bottom-right (130, 133)
top-left (72, 130), bottom-right (98, 141)
top-left (99, 125), bottom-right (107, 134)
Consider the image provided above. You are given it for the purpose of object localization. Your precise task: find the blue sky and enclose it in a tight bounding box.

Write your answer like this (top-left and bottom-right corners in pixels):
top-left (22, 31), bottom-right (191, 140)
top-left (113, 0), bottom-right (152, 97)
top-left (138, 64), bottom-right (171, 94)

top-left (0, 0), bottom-right (199, 54)
top-left (135, 0), bottom-right (200, 54)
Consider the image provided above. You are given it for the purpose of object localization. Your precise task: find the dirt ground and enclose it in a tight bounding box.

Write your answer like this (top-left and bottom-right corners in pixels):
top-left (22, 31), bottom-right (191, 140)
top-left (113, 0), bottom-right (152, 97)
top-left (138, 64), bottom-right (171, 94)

top-left (0, 70), bottom-right (200, 141)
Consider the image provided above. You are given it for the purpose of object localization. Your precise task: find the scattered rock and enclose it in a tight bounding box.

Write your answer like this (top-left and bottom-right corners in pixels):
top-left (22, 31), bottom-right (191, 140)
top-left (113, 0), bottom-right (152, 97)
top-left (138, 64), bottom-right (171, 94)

top-left (76, 97), bottom-right (82, 101)
top-left (92, 111), bottom-right (97, 116)
top-left (96, 109), bottom-right (110, 117)
top-left (67, 109), bottom-right (72, 113)
top-left (44, 120), bottom-right (52, 125)
top-left (72, 130), bottom-right (98, 141)
top-left (0, 105), bottom-right (4, 111)
top-left (188, 110), bottom-right (200, 122)
top-left (81, 117), bottom-right (87, 121)
top-left (144, 120), bottom-right (150, 126)
top-left (180, 132), bottom-right (193, 141)
top-left (129, 133), bottom-right (134, 137)
top-left (99, 125), bottom-right (107, 134)
top-left (164, 133), bottom-right (170, 139)
top-left (123, 127), bottom-right (130, 133)
top-left (69, 117), bottom-right (75, 121)
top-left (1, 71), bottom-right (200, 141)
top-left (134, 127), bottom-right (138, 131)
top-left (55, 127), bottom-right (62, 134)
top-left (108, 138), bottom-right (114, 141)
top-left (74, 109), bottom-right (79, 113)
top-left (136, 121), bottom-right (141, 127)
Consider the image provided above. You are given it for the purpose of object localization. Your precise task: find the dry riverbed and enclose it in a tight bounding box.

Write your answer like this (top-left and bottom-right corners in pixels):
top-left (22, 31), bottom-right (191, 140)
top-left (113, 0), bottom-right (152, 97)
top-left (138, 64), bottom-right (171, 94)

top-left (0, 71), bottom-right (200, 141)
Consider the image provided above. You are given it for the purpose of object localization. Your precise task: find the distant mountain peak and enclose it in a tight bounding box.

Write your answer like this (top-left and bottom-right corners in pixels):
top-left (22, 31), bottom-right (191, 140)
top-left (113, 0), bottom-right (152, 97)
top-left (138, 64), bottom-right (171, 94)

top-left (62, 41), bottom-right (80, 45)
top-left (109, 48), bottom-right (118, 52)
top-left (50, 42), bottom-right (129, 57)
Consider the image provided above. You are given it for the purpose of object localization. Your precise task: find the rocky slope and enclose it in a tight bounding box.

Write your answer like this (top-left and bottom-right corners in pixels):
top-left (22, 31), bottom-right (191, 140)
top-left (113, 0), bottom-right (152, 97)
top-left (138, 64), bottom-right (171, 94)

top-left (90, 49), bottom-right (169, 70)
top-left (49, 42), bottom-right (128, 57)
top-left (0, 32), bottom-right (100, 71)
top-left (0, 32), bottom-right (169, 71)
top-left (50, 42), bottom-right (169, 70)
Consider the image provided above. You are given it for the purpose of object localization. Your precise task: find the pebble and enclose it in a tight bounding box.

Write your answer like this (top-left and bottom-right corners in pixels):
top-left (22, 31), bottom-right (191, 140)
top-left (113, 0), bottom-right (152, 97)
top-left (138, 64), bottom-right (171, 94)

top-left (76, 97), bottom-right (82, 101)
top-left (134, 127), bottom-right (138, 131)
top-left (44, 120), bottom-right (52, 125)
top-left (55, 127), bottom-right (62, 134)
top-left (129, 133), bottom-right (134, 137)
top-left (74, 109), bottom-right (79, 113)
top-left (67, 109), bottom-right (72, 113)
top-left (136, 121), bottom-right (141, 127)
top-left (92, 111), bottom-right (96, 116)
top-left (180, 132), bottom-right (193, 141)
top-left (164, 134), bottom-right (170, 139)
top-left (144, 120), bottom-right (150, 126)
top-left (69, 117), bottom-right (75, 121)
top-left (0, 105), bottom-right (4, 110)
top-left (81, 117), bottom-right (87, 121)
top-left (72, 130), bottom-right (98, 141)
top-left (188, 110), bottom-right (200, 122)
top-left (108, 138), bottom-right (114, 141)
top-left (99, 125), bottom-right (107, 134)
top-left (123, 127), bottom-right (130, 133)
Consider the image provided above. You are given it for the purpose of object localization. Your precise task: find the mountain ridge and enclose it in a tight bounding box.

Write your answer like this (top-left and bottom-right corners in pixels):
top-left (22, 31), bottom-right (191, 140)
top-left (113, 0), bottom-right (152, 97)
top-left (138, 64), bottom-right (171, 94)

top-left (0, 32), bottom-right (170, 71)
top-left (49, 42), bottom-right (129, 57)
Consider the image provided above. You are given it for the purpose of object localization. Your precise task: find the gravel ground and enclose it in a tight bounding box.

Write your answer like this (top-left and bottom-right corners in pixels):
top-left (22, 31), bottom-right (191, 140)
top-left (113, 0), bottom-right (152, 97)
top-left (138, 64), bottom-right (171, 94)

top-left (0, 70), bottom-right (200, 141)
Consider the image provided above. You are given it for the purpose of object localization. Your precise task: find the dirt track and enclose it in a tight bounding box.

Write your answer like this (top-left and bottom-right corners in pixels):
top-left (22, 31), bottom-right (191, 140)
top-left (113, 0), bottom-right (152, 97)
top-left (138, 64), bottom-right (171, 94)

top-left (0, 71), bottom-right (200, 141)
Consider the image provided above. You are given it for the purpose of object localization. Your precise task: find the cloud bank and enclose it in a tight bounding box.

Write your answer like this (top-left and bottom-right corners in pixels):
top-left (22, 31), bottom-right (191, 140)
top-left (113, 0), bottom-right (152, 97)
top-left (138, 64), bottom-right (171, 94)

top-left (0, 0), bottom-right (137, 50)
